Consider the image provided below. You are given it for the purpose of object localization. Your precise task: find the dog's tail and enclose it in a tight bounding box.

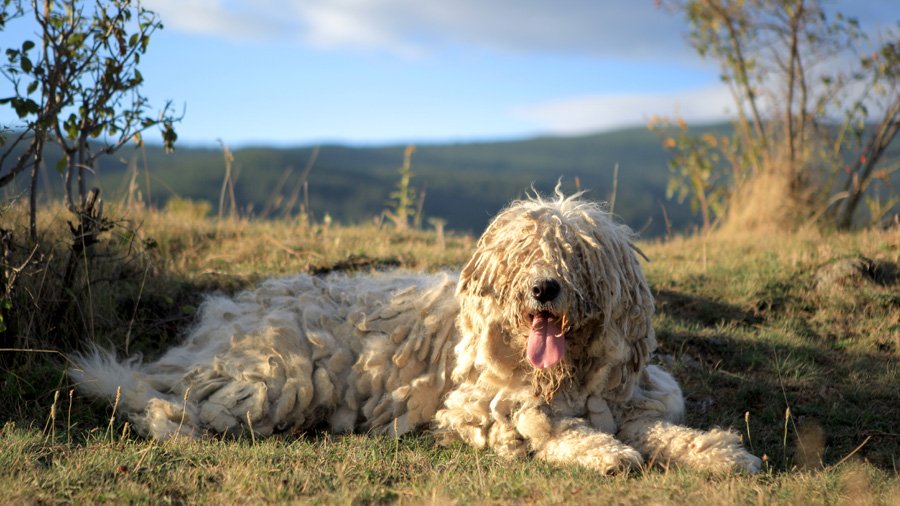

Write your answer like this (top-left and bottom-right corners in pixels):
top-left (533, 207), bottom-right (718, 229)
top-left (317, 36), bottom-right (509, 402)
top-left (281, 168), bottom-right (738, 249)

top-left (69, 347), bottom-right (161, 415)
top-left (70, 348), bottom-right (200, 438)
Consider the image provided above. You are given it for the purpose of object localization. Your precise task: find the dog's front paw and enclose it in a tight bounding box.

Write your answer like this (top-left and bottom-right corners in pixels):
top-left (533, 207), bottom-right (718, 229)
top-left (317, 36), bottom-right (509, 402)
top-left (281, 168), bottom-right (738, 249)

top-left (536, 432), bottom-right (644, 474)
top-left (689, 429), bottom-right (762, 474)
top-left (578, 445), bottom-right (644, 475)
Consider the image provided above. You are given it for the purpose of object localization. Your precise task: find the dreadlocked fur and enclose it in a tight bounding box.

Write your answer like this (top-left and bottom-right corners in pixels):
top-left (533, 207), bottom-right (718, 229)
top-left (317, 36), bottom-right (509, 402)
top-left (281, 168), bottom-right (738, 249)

top-left (454, 193), bottom-right (653, 403)
top-left (71, 189), bottom-right (761, 475)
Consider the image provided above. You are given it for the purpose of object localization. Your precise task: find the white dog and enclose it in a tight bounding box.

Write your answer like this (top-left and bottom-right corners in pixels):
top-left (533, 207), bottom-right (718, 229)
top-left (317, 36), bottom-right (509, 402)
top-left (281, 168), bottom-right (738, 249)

top-left (72, 191), bottom-right (761, 474)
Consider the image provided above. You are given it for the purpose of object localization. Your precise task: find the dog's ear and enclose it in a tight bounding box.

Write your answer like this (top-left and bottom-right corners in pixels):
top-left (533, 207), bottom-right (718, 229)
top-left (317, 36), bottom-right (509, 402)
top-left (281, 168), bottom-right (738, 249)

top-left (610, 271), bottom-right (656, 400)
top-left (457, 209), bottom-right (519, 299)
top-left (579, 209), bottom-right (657, 401)
top-left (457, 252), bottom-right (487, 297)
top-left (618, 236), bottom-right (656, 385)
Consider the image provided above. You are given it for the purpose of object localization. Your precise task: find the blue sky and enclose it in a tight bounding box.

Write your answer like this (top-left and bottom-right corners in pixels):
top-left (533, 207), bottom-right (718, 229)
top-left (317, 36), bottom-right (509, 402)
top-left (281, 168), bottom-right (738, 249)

top-left (3, 0), bottom-right (898, 147)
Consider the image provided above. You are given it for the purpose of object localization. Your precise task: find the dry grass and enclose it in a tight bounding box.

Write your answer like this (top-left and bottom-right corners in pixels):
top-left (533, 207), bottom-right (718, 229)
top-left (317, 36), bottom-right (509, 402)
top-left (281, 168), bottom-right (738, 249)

top-left (1, 423), bottom-right (896, 504)
top-left (0, 202), bottom-right (897, 504)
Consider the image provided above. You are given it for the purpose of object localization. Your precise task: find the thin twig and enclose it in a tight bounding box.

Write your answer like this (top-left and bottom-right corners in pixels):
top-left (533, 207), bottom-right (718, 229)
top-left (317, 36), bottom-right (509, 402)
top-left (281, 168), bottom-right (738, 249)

top-left (609, 163), bottom-right (619, 215)
top-left (217, 139), bottom-right (235, 220)
top-left (124, 261), bottom-right (151, 356)
top-left (283, 147), bottom-right (319, 219)
top-left (246, 411), bottom-right (256, 446)
top-left (0, 347), bottom-right (63, 355)
top-left (176, 387), bottom-right (191, 438)
top-left (830, 436), bottom-right (872, 469)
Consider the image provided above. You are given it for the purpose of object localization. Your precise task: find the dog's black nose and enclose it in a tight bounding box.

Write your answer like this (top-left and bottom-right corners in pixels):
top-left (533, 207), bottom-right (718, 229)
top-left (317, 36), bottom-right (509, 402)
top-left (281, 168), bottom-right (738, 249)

top-left (531, 278), bottom-right (561, 303)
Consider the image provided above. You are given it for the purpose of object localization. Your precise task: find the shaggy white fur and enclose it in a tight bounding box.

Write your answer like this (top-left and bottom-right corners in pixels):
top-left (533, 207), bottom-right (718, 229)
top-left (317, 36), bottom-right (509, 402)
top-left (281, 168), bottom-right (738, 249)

top-left (71, 191), bottom-right (761, 474)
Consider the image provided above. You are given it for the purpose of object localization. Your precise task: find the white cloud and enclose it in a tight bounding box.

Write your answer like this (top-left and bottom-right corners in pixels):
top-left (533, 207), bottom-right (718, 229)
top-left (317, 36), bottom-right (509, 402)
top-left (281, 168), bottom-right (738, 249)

top-left (142, 1), bottom-right (896, 62)
top-left (512, 85), bottom-right (735, 134)
top-left (292, 0), bottom-right (426, 58)
top-left (143, 0), bottom-right (695, 61)
top-left (143, 0), bottom-right (292, 41)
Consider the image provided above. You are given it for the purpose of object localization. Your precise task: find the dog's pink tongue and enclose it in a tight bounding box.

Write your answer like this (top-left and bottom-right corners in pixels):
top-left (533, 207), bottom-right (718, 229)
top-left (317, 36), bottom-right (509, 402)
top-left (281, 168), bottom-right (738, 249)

top-left (527, 312), bottom-right (565, 369)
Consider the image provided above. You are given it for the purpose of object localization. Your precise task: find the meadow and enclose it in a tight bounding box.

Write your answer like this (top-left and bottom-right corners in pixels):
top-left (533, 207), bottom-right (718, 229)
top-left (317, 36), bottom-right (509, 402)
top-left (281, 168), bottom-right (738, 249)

top-left (0, 201), bottom-right (897, 504)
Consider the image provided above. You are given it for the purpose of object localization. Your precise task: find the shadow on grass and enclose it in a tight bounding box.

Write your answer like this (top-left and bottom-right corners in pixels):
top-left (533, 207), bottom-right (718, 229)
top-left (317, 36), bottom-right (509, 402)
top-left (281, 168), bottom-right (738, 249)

top-left (654, 289), bottom-right (763, 326)
top-left (652, 287), bottom-right (899, 472)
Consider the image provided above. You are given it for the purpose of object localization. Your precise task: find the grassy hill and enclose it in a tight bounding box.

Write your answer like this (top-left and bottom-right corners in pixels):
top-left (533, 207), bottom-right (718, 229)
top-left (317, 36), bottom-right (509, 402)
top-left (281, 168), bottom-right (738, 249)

top-left (8, 122), bottom-right (897, 237)
top-left (0, 202), bottom-right (897, 503)
top-left (77, 125), bottom-right (695, 237)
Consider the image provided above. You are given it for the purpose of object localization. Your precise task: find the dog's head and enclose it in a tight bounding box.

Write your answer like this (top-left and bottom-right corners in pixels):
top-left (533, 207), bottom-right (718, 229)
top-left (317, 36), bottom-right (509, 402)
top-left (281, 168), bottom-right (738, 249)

top-left (457, 190), bottom-right (656, 401)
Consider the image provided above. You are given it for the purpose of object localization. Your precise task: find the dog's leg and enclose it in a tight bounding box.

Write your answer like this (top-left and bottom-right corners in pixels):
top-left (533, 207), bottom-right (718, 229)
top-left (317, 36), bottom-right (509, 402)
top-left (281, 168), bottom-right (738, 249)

top-left (615, 365), bottom-right (761, 473)
top-left (437, 384), bottom-right (642, 473)
top-left (515, 408), bottom-right (644, 474)
top-left (618, 418), bottom-right (761, 473)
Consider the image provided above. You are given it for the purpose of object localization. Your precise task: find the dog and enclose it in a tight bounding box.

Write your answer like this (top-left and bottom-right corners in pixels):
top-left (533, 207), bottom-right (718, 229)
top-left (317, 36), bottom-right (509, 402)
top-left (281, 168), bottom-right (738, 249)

top-left (71, 191), bottom-right (761, 474)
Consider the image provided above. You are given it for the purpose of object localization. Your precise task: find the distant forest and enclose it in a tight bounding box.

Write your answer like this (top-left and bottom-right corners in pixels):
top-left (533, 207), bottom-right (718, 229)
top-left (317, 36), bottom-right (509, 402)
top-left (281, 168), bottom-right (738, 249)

top-left (0, 124), bottom-right (740, 237)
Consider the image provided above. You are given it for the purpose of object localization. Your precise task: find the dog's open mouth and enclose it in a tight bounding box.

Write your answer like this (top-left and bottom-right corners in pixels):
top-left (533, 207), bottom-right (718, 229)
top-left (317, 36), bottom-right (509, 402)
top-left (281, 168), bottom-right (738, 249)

top-left (527, 311), bottom-right (565, 369)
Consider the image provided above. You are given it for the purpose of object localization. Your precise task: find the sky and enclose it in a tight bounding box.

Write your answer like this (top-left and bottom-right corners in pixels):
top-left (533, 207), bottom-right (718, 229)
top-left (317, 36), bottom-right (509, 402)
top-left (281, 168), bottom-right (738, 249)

top-left (2, 0), bottom-right (898, 147)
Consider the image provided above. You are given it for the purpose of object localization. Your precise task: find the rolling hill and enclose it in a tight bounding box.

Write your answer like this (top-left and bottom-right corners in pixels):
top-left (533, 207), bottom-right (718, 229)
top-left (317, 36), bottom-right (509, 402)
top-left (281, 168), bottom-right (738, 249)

top-left (6, 122), bottom-right (897, 236)
top-left (3, 124), bottom-right (748, 236)
top-left (80, 125), bottom-right (694, 237)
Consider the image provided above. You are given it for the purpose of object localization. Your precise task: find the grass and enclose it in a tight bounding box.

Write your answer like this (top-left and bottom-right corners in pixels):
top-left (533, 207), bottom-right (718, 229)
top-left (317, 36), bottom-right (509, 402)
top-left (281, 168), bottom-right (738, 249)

top-left (644, 230), bottom-right (899, 473)
top-left (0, 203), bottom-right (898, 504)
top-left (2, 424), bottom-right (896, 504)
